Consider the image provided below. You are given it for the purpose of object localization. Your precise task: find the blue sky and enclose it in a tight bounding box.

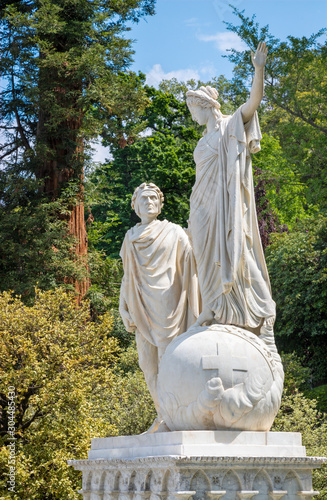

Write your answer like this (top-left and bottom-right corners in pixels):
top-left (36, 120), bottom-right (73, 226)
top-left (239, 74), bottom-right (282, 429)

top-left (92, 0), bottom-right (326, 160)
top-left (131, 0), bottom-right (326, 84)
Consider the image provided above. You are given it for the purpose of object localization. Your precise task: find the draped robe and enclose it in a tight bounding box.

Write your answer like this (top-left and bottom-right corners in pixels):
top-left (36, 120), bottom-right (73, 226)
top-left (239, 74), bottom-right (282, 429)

top-left (189, 107), bottom-right (275, 329)
top-left (120, 219), bottom-right (200, 349)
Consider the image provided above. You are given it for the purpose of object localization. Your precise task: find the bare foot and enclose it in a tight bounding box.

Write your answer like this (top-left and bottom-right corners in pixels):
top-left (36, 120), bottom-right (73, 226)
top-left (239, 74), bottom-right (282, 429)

top-left (142, 417), bottom-right (170, 434)
top-left (259, 316), bottom-right (277, 353)
top-left (194, 306), bottom-right (215, 327)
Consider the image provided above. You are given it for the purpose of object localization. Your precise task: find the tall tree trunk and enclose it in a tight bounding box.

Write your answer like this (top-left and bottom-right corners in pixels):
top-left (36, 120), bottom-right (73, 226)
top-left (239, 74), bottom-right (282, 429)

top-left (36, 103), bottom-right (90, 303)
top-left (68, 198), bottom-right (90, 300)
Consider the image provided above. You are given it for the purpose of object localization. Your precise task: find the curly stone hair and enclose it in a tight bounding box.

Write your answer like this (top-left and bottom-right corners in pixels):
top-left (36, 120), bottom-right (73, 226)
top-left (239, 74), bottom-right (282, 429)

top-left (186, 86), bottom-right (222, 134)
top-left (131, 182), bottom-right (164, 216)
top-left (186, 86), bottom-right (221, 110)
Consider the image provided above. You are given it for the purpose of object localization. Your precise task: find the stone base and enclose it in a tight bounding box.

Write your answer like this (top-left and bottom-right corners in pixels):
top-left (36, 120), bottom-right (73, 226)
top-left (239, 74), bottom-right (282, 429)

top-left (87, 431), bottom-right (306, 460)
top-left (68, 431), bottom-right (326, 499)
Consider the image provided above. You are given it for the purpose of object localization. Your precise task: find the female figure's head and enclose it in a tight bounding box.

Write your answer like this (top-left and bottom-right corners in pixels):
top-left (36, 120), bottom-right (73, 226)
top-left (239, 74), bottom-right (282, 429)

top-left (186, 86), bottom-right (222, 132)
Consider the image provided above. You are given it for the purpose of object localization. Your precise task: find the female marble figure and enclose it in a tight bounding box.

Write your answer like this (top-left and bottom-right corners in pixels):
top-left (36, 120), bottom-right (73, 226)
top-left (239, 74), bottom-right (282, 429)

top-left (186, 42), bottom-right (275, 342)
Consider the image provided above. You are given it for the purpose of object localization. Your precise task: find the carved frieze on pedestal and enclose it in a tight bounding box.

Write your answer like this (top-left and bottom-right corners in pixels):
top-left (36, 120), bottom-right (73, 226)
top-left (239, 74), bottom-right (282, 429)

top-left (69, 455), bottom-right (324, 500)
top-left (68, 431), bottom-right (325, 499)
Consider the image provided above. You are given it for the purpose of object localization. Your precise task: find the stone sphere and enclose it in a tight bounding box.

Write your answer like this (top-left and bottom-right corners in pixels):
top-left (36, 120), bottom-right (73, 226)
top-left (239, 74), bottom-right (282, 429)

top-left (157, 324), bottom-right (284, 431)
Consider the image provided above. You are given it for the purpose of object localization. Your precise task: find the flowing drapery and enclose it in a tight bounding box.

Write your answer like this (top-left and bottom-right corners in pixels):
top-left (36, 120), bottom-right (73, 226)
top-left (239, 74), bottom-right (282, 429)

top-left (189, 108), bottom-right (275, 329)
top-left (120, 219), bottom-right (201, 347)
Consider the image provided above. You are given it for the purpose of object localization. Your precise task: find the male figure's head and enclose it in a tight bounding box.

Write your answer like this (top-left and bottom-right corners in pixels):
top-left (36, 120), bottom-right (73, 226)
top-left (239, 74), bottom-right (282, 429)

top-left (131, 182), bottom-right (164, 224)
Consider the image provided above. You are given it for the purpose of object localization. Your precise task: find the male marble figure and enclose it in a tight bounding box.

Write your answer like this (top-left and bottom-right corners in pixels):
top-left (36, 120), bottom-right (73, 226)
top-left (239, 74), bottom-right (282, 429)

top-left (119, 182), bottom-right (200, 431)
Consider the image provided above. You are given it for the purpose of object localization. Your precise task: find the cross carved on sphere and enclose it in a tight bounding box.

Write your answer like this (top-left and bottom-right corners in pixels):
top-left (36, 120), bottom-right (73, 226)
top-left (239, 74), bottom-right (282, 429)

top-left (201, 341), bottom-right (248, 387)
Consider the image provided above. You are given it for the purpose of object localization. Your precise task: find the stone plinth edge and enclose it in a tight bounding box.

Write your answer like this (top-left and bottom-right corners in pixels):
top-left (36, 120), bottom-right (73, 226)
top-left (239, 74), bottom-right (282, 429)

top-left (68, 455), bottom-right (327, 470)
top-left (87, 430), bottom-right (306, 460)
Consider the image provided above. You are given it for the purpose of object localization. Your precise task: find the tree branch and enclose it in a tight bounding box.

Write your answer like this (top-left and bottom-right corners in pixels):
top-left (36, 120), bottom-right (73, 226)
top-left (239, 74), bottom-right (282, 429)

top-left (21, 408), bottom-right (44, 431)
top-left (0, 140), bottom-right (17, 151)
top-left (265, 82), bottom-right (327, 135)
top-left (0, 145), bottom-right (20, 161)
top-left (10, 69), bottom-right (33, 152)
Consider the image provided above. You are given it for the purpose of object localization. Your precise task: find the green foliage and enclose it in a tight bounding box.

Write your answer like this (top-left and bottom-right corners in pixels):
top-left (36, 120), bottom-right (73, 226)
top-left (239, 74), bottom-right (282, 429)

top-left (277, 351), bottom-right (327, 495)
top-left (109, 310), bottom-right (135, 350)
top-left (278, 351), bottom-right (327, 497)
top-left (105, 342), bottom-right (156, 436)
top-left (110, 368), bottom-right (156, 436)
top-left (224, 7), bottom-right (327, 210)
top-left (86, 252), bottom-right (123, 316)
top-left (266, 217), bottom-right (327, 383)
top-left (281, 352), bottom-right (312, 394)
top-left (0, 182), bottom-right (90, 302)
top-left (0, 288), bottom-right (124, 499)
top-left (87, 83), bottom-right (202, 257)
top-left (278, 349), bottom-right (327, 496)
top-left (253, 134), bottom-right (317, 227)
top-left (306, 385), bottom-right (327, 414)
top-left (273, 391), bottom-right (327, 497)
top-left (0, 287), bottom-right (156, 499)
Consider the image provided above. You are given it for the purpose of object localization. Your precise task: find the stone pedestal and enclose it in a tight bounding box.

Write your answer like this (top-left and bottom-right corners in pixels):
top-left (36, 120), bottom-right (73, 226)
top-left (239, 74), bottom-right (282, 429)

top-left (68, 431), bottom-right (325, 499)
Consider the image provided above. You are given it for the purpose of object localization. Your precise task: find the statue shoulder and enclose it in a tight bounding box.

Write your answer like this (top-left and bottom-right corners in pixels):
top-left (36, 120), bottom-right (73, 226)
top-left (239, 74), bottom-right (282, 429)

top-left (165, 221), bottom-right (191, 243)
top-left (121, 223), bottom-right (142, 251)
top-left (165, 220), bottom-right (185, 233)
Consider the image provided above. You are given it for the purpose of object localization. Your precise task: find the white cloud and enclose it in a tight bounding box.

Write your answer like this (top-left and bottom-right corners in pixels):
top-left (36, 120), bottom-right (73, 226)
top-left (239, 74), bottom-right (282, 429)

top-left (184, 17), bottom-right (198, 26)
top-left (184, 17), bottom-right (212, 28)
top-left (197, 32), bottom-right (247, 52)
top-left (199, 64), bottom-right (217, 79)
top-left (90, 141), bottom-right (112, 164)
top-left (146, 64), bottom-right (200, 87)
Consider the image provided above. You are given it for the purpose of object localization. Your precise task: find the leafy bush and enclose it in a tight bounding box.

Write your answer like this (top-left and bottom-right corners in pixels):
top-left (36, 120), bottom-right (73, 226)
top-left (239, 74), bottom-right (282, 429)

top-left (0, 288), bottom-right (157, 499)
top-left (281, 352), bottom-right (312, 394)
top-left (306, 385), bottom-right (327, 414)
top-left (273, 391), bottom-right (327, 498)
top-left (266, 217), bottom-right (327, 383)
top-left (0, 289), bottom-right (121, 499)
top-left (275, 353), bottom-right (327, 497)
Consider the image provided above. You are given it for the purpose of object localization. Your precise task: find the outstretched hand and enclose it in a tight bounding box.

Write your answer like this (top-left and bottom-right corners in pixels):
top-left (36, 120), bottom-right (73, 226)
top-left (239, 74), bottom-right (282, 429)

top-left (251, 41), bottom-right (268, 70)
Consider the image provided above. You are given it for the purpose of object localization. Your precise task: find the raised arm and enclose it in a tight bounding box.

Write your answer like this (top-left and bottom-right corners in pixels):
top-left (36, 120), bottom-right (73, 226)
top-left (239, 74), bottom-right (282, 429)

top-left (241, 42), bottom-right (268, 124)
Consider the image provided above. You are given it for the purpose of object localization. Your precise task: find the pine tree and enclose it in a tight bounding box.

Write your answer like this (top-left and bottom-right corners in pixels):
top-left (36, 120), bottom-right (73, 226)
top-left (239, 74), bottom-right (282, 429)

top-left (0, 0), bottom-right (155, 300)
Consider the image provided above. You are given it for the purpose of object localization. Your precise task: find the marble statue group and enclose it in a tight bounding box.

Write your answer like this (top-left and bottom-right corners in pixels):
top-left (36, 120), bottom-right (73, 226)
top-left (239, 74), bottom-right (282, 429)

top-left (119, 42), bottom-right (284, 433)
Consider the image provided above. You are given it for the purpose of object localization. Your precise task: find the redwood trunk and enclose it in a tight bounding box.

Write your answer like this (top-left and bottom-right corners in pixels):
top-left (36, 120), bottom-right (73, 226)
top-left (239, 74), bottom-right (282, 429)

top-left (68, 198), bottom-right (90, 300)
top-left (37, 107), bottom-right (90, 302)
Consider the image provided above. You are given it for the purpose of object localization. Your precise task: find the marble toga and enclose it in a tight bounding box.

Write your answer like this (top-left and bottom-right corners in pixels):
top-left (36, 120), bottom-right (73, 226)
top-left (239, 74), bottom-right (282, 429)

top-left (120, 219), bottom-right (200, 348)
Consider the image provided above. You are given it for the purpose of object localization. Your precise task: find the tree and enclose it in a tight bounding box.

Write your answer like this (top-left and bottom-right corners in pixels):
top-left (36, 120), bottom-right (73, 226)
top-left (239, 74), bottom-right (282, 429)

top-left (224, 7), bottom-right (327, 209)
top-left (0, 0), bottom-right (156, 300)
top-left (253, 134), bottom-right (317, 228)
top-left (0, 288), bottom-right (155, 499)
top-left (0, 288), bottom-right (120, 498)
top-left (253, 164), bottom-right (286, 251)
top-left (87, 82), bottom-right (203, 257)
top-left (0, 193), bottom-right (83, 303)
top-left (266, 217), bottom-right (327, 384)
